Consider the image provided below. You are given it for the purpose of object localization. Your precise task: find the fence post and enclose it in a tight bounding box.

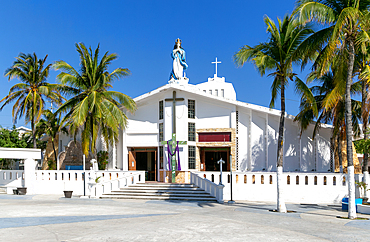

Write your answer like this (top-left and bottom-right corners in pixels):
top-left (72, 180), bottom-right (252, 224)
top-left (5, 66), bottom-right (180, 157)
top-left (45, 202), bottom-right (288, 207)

top-left (217, 184), bottom-right (224, 203)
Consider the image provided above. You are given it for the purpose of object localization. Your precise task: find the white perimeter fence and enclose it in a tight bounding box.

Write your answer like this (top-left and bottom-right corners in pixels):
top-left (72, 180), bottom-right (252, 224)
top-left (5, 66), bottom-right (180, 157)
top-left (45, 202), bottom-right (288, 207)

top-left (0, 168), bottom-right (365, 204)
top-left (0, 170), bottom-right (145, 196)
top-left (192, 171), bottom-right (362, 204)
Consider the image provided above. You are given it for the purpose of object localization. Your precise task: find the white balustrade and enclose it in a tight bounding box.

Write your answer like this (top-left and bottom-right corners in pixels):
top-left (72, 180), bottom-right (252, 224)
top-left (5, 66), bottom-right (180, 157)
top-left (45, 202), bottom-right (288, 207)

top-left (190, 172), bottom-right (224, 203)
top-left (92, 171), bottom-right (145, 198)
top-left (0, 170), bottom-right (24, 193)
top-left (193, 171), bottom-right (353, 204)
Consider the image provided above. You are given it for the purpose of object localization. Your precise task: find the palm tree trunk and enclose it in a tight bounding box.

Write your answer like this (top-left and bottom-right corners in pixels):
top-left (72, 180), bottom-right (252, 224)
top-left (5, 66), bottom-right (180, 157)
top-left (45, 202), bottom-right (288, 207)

top-left (338, 134), bottom-right (342, 172)
top-left (31, 114), bottom-right (36, 148)
top-left (362, 80), bottom-right (369, 199)
top-left (51, 137), bottom-right (58, 167)
top-left (277, 76), bottom-right (287, 213)
top-left (345, 37), bottom-right (356, 219)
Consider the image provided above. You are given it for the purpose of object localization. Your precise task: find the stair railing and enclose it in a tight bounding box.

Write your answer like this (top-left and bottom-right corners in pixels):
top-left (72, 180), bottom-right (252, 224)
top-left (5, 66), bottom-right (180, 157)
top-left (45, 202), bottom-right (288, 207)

top-left (90, 171), bottom-right (145, 198)
top-left (190, 172), bottom-right (224, 203)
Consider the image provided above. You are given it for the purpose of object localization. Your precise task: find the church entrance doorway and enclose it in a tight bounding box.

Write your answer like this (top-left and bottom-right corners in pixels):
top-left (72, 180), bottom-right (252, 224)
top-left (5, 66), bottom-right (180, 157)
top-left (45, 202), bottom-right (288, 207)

top-left (128, 147), bottom-right (157, 181)
top-left (200, 147), bottom-right (230, 171)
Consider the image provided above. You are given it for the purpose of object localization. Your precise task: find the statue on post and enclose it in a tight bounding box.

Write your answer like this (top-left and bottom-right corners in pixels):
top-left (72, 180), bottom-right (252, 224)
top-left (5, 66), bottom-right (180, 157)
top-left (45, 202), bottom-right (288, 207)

top-left (170, 38), bottom-right (188, 81)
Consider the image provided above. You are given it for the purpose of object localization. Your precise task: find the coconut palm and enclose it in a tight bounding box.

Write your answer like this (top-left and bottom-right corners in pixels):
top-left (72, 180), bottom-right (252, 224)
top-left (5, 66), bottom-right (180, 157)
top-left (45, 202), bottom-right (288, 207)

top-left (53, 43), bottom-right (137, 157)
top-left (0, 53), bottom-right (64, 148)
top-left (295, 71), bottom-right (362, 171)
top-left (295, 0), bottom-right (370, 219)
top-left (36, 109), bottom-right (68, 165)
top-left (234, 14), bottom-right (316, 212)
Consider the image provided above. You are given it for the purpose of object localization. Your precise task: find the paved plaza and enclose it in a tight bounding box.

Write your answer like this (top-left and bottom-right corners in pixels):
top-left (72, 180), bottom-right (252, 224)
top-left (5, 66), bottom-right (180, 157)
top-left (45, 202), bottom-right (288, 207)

top-left (1, 195), bottom-right (370, 241)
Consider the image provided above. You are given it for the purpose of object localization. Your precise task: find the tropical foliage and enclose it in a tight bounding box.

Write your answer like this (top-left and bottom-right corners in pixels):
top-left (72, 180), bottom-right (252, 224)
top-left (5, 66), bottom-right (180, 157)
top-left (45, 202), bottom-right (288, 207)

top-left (53, 43), bottom-right (136, 157)
top-left (36, 109), bottom-right (68, 163)
top-left (234, 13), bottom-right (316, 212)
top-left (0, 53), bottom-right (64, 148)
top-left (295, 0), bottom-right (370, 219)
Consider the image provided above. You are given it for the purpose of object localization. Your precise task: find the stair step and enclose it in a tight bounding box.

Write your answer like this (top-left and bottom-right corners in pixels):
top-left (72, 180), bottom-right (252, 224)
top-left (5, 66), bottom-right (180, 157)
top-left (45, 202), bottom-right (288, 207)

top-left (112, 189), bottom-right (208, 194)
top-left (119, 187), bottom-right (203, 191)
top-left (130, 184), bottom-right (197, 188)
top-left (99, 183), bottom-right (217, 201)
top-left (106, 192), bottom-right (214, 197)
top-left (100, 195), bottom-right (217, 201)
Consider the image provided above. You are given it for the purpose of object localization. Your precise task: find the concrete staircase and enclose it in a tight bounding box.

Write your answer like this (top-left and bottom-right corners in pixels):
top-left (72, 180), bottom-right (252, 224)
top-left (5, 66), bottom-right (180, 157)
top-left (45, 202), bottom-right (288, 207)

top-left (100, 183), bottom-right (217, 202)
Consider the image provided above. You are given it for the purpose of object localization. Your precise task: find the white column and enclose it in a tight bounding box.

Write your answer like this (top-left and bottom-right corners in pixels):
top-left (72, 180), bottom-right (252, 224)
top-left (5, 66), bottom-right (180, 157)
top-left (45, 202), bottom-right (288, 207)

top-left (363, 171), bottom-right (369, 199)
top-left (112, 141), bottom-right (117, 170)
top-left (24, 158), bottom-right (37, 194)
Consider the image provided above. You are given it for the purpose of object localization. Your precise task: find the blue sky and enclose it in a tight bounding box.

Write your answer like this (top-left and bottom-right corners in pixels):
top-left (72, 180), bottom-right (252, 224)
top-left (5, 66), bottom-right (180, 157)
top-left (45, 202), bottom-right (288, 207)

top-left (0, 0), bottom-right (310, 128)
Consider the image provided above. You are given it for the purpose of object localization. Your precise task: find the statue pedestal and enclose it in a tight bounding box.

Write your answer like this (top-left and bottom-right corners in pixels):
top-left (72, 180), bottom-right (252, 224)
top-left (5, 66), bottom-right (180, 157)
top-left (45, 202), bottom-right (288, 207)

top-left (169, 77), bottom-right (189, 86)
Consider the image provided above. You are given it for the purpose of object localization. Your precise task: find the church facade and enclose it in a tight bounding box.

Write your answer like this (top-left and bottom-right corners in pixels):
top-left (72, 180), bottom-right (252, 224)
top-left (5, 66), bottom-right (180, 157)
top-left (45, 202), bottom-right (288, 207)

top-left (114, 71), bottom-right (333, 183)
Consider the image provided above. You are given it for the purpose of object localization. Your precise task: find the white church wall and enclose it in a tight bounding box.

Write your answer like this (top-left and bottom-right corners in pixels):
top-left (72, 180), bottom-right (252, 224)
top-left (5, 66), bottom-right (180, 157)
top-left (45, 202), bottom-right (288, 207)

top-left (317, 128), bottom-right (332, 172)
top-left (125, 134), bottom-right (158, 147)
top-left (251, 111), bottom-right (266, 171)
top-left (238, 110), bottom-right (249, 171)
top-left (126, 102), bottom-right (158, 133)
top-left (301, 127), bottom-right (315, 172)
top-left (284, 119), bottom-right (300, 172)
top-left (196, 78), bottom-right (236, 100)
top-left (268, 116), bottom-right (279, 171)
top-left (196, 100), bottom-right (232, 129)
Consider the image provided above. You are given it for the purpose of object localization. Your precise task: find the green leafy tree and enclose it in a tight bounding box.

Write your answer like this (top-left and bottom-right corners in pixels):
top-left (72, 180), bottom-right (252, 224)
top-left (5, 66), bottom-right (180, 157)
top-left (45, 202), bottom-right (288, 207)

top-left (97, 151), bottom-right (109, 170)
top-left (234, 14), bottom-right (316, 212)
top-left (0, 126), bottom-right (46, 169)
top-left (36, 109), bottom-right (68, 164)
top-left (53, 43), bottom-right (137, 157)
top-left (0, 53), bottom-right (64, 148)
top-left (296, 0), bottom-right (370, 219)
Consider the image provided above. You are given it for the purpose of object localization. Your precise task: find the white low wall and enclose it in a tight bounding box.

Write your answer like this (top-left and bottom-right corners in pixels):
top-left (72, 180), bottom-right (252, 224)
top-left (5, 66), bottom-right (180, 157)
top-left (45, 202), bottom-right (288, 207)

top-left (33, 170), bottom-right (145, 196)
top-left (194, 172), bottom-right (355, 204)
top-left (0, 170), bottom-right (24, 193)
top-left (0, 170), bottom-right (146, 196)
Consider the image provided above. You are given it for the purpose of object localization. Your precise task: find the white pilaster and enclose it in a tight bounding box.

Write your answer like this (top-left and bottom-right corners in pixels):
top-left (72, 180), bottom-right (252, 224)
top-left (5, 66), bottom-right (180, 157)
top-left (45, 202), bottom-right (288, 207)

top-left (248, 109), bottom-right (252, 171)
top-left (265, 113), bottom-right (269, 170)
top-left (299, 128), bottom-right (302, 172)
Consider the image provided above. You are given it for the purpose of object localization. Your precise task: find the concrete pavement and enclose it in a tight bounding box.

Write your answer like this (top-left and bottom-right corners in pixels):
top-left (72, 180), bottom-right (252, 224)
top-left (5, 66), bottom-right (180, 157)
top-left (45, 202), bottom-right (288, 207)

top-left (1, 194), bottom-right (370, 241)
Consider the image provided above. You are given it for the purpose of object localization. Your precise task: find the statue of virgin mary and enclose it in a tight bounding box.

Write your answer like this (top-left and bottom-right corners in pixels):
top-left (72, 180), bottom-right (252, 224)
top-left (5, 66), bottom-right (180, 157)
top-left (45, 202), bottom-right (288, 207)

top-left (170, 38), bottom-right (188, 81)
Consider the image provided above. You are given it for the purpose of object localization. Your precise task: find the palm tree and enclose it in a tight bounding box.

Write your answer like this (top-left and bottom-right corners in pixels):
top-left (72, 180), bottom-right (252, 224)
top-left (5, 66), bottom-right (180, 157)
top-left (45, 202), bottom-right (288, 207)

top-left (53, 43), bottom-right (137, 157)
top-left (0, 53), bottom-right (64, 148)
top-left (234, 14), bottom-right (316, 212)
top-left (36, 109), bottom-right (68, 166)
top-left (295, 71), bottom-right (362, 172)
top-left (295, 0), bottom-right (370, 219)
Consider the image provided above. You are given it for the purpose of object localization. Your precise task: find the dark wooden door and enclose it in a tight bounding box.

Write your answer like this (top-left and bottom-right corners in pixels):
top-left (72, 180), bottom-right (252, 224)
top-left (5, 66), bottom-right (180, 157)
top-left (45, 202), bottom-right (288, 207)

top-left (200, 149), bottom-right (206, 171)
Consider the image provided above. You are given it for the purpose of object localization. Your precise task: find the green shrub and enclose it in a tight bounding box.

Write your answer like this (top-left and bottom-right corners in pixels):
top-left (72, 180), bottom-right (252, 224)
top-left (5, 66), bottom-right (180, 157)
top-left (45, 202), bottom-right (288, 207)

top-left (97, 151), bottom-right (109, 170)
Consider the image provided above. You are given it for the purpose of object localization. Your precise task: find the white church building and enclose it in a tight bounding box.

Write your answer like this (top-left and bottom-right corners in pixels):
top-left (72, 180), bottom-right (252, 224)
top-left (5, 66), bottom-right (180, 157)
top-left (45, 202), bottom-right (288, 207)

top-left (112, 60), bottom-right (332, 183)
